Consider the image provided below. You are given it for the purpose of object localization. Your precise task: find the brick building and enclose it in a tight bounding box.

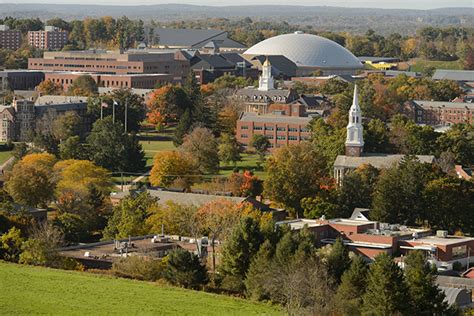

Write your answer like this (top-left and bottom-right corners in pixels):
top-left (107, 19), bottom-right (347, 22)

top-left (45, 72), bottom-right (175, 90)
top-left (0, 98), bottom-right (90, 142)
top-left (28, 50), bottom-right (189, 81)
top-left (277, 209), bottom-right (474, 269)
top-left (0, 25), bottom-right (21, 50)
top-left (410, 100), bottom-right (474, 126)
top-left (236, 112), bottom-right (311, 149)
top-left (28, 26), bottom-right (68, 51)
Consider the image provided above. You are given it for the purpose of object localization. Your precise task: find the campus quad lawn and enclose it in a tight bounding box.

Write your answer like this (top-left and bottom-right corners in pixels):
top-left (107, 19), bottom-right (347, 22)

top-left (219, 153), bottom-right (268, 179)
top-left (0, 150), bottom-right (12, 165)
top-left (0, 262), bottom-right (281, 315)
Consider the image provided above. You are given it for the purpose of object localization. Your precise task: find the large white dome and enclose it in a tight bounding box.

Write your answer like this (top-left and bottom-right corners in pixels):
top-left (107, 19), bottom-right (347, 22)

top-left (245, 32), bottom-right (363, 70)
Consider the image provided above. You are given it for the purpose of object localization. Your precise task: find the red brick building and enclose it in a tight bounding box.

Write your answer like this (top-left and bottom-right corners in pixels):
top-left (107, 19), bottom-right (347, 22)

top-left (29, 50), bottom-right (189, 80)
top-left (410, 100), bottom-right (474, 126)
top-left (0, 25), bottom-right (21, 50)
top-left (277, 210), bottom-right (474, 269)
top-left (28, 26), bottom-right (68, 51)
top-left (236, 112), bottom-right (311, 149)
top-left (45, 72), bottom-right (175, 90)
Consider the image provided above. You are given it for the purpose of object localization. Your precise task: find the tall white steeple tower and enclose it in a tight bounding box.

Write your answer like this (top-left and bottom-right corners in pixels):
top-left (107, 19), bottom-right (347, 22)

top-left (345, 84), bottom-right (364, 157)
top-left (258, 57), bottom-right (274, 91)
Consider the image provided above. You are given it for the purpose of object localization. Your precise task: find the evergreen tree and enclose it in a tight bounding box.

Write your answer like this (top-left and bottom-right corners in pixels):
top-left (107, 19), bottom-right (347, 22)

top-left (326, 237), bottom-right (351, 283)
top-left (335, 255), bottom-right (368, 315)
top-left (173, 109), bottom-right (192, 146)
top-left (219, 217), bottom-right (264, 292)
top-left (163, 248), bottom-right (208, 289)
top-left (244, 240), bottom-right (274, 300)
top-left (362, 253), bottom-right (410, 315)
top-left (404, 250), bottom-right (453, 315)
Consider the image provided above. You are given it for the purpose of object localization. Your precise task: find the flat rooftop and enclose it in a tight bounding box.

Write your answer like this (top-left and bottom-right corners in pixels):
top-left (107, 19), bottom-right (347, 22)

top-left (410, 235), bottom-right (474, 246)
top-left (329, 218), bottom-right (376, 226)
top-left (240, 112), bottom-right (312, 124)
top-left (276, 219), bottom-right (326, 230)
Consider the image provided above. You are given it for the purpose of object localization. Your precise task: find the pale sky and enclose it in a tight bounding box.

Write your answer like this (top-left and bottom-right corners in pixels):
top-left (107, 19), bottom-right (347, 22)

top-left (0, 0), bottom-right (472, 9)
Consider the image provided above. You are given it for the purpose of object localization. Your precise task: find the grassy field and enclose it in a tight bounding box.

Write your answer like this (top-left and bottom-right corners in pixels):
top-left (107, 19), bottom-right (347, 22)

top-left (0, 262), bottom-right (281, 315)
top-left (408, 58), bottom-right (462, 73)
top-left (0, 150), bottom-right (12, 165)
top-left (219, 153), bottom-right (268, 179)
top-left (139, 128), bottom-right (176, 167)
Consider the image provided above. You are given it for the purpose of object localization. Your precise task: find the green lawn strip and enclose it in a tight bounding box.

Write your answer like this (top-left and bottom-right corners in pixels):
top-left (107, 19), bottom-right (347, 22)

top-left (0, 150), bottom-right (13, 165)
top-left (0, 262), bottom-right (281, 316)
top-left (408, 58), bottom-right (462, 72)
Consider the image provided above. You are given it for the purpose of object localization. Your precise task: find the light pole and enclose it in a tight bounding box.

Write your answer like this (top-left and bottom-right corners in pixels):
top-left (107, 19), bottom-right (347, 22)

top-left (124, 98), bottom-right (128, 134)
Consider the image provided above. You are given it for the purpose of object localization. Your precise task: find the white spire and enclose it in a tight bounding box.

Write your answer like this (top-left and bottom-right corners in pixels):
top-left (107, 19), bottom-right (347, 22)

top-left (345, 84), bottom-right (364, 156)
top-left (258, 57), bottom-right (274, 91)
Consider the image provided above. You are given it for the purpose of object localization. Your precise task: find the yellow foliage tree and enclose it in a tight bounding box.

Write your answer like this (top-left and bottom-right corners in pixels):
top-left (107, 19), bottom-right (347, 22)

top-left (149, 151), bottom-right (199, 189)
top-left (6, 153), bottom-right (57, 207)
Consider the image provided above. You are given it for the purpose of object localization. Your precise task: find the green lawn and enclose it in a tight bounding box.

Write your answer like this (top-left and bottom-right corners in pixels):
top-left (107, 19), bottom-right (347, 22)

top-left (219, 153), bottom-right (268, 179)
top-left (139, 128), bottom-right (176, 167)
top-left (0, 262), bottom-right (281, 315)
top-left (408, 58), bottom-right (462, 73)
top-left (0, 150), bottom-right (12, 165)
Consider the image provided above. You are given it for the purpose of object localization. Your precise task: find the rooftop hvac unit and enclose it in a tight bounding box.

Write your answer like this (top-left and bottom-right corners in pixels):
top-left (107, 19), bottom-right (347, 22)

top-left (436, 230), bottom-right (448, 238)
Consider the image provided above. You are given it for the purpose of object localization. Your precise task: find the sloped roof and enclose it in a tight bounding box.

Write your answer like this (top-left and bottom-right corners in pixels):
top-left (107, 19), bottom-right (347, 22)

top-left (251, 55), bottom-right (298, 77)
top-left (191, 54), bottom-right (235, 70)
top-left (334, 154), bottom-right (435, 169)
top-left (432, 69), bottom-right (474, 81)
top-left (154, 28), bottom-right (246, 49)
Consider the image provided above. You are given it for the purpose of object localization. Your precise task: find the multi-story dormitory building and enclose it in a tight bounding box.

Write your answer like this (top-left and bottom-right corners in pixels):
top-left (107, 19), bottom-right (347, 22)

top-left (0, 25), bottom-right (21, 50)
top-left (27, 26), bottom-right (68, 51)
top-left (0, 98), bottom-right (90, 142)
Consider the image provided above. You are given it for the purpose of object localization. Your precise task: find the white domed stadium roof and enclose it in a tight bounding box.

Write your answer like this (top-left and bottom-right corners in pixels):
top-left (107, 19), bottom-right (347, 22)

top-left (245, 32), bottom-right (363, 69)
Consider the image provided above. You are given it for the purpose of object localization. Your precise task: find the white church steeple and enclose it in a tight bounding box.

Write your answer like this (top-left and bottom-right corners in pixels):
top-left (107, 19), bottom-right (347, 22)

top-left (258, 57), bottom-right (274, 91)
top-left (345, 84), bottom-right (364, 157)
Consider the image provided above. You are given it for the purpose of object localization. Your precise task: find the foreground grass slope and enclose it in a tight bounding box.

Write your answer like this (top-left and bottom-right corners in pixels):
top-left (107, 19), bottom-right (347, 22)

top-left (0, 262), bottom-right (281, 315)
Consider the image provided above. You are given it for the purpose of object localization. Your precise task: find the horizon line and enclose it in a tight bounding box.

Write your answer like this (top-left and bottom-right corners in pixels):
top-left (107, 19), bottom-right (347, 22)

top-left (1, 2), bottom-right (473, 10)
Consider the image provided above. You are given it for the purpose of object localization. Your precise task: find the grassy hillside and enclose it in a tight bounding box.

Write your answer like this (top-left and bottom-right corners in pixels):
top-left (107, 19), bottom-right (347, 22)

top-left (0, 262), bottom-right (281, 315)
top-left (408, 58), bottom-right (462, 73)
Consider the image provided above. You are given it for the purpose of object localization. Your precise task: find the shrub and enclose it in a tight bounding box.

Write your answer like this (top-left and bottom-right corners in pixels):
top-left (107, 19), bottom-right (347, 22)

top-left (163, 248), bottom-right (208, 289)
top-left (112, 256), bottom-right (164, 281)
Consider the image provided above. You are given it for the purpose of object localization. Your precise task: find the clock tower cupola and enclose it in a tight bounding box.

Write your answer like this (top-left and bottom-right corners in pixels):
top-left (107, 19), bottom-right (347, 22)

top-left (345, 85), bottom-right (364, 157)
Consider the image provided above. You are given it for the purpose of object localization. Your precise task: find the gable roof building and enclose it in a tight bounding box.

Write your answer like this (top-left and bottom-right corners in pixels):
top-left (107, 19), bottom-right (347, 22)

top-left (154, 28), bottom-right (246, 51)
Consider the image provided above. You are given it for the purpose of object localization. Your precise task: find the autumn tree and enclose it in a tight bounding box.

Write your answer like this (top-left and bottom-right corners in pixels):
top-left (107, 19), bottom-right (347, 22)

top-left (145, 201), bottom-right (199, 237)
top-left (149, 150), bottom-right (199, 189)
top-left (36, 79), bottom-right (63, 95)
top-left (197, 199), bottom-right (245, 272)
top-left (52, 111), bottom-right (82, 142)
top-left (180, 127), bottom-right (220, 174)
top-left (6, 153), bottom-right (57, 207)
top-left (103, 192), bottom-right (157, 239)
top-left (264, 142), bottom-right (326, 216)
top-left (68, 74), bottom-right (98, 96)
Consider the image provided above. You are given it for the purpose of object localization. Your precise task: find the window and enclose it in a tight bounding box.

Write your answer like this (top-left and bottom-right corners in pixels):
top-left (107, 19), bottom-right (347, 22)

top-left (452, 245), bottom-right (467, 259)
top-left (254, 126), bottom-right (263, 131)
top-left (265, 126), bottom-right (274, 131)
top-left (277, 135), bottom-right (286, 140)
top-left (241, 134), bottom-right (248, 139)
top-left (300, 127), bottom-right (308, 132)
top-left (288, 127), bottom-right (298, 132)
top-left (276, 127), bottom-right (286, 132)
top-left (266, 135), bottom-right (274, 140)
top-left (288, 136), bottom-right (298, 141)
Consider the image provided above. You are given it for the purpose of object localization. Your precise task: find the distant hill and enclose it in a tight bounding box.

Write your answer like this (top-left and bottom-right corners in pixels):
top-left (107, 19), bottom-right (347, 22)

top-left (0, 3), bottom-right (473, 35)
top-left (0, 262), bottom-right (281, 315)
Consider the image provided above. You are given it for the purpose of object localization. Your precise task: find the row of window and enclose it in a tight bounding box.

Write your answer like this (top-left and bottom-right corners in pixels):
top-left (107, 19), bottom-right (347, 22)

top-left (240, 134), bottom-right (307, 141)
top-left (241, 125), bottom-right (308, 132)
